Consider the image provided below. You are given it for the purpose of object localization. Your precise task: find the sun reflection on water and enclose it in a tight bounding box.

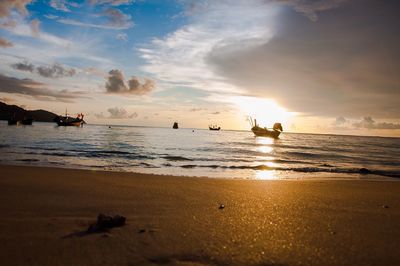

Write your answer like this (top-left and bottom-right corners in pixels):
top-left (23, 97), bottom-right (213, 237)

top-left (255, 170), bottom-right (278, 180)
top-left (253, 137), bottom-right (279, 179)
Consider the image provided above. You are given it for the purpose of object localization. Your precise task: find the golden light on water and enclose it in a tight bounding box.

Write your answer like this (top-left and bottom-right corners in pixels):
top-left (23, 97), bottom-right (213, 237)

top-left (255, 169), bottom-right (278, 180)
top-left (253, 136), bottom-right (278, 180)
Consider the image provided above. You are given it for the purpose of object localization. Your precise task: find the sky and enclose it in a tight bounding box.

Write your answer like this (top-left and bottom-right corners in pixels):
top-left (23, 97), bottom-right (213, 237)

top-left (0, 0), bottom-right (399, 136)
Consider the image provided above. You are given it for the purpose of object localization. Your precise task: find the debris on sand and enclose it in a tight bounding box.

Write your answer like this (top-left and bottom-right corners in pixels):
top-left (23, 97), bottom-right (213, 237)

top-left (87, 213), bottom-right (126, 233)
top-left (219, 204), bottom-right (225, 209)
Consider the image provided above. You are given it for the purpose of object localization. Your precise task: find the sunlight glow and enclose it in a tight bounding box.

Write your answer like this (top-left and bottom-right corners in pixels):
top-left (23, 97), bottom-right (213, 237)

top-left (232, 96), bottom-right (294, 127)
top-left (255, 170), bottom-right (278, 180)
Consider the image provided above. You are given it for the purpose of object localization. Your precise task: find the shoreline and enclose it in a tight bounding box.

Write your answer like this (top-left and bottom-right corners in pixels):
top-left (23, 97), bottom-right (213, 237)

top-left (1, 163), bottom-right (398, 181)
top-left (1, 165), bottom-right (400, 265)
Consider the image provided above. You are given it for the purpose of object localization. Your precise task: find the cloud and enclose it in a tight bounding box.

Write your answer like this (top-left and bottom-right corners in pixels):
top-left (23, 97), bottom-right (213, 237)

top-left (116, 33), bottom-right (127, 41)
top-left (105, 69), bottom-right (154, 95)
top-left (277, 0), bottom-right (349, 22)
top-left (205, 0), bottom-right (400, 118)
top-left (105, 69), bottom-right (127, 92)
top-left (0, 37), bottom-right (13, 47)
top-left (103, 7), bottom-right (133, 29)
top-left (352, 117), bottom-right (400, 130)
top-left (127, 77), bottom-right (155, 95)
top-left (0, 97), bottom-right (15, 103)
top-left (49, 0), bottom-right (71, 12)
top-left (211, 111), bottom-right (220, 115)
top-left (333, 116), bottom-right (346, 126)
top-left (189, 108), bottom-right (204, 112)
top-left (11, 61), bottom-right (34, 72)
top-left (57, 8), bottom-right (133, 30)
top-left (37, 64), bottom-right (76, 78)
top-left (0, 74), bottom-right (81, 102)
top-left (139, 0), bottom-right (276, 95)
top-left (0, 0), bottom-right (32, 18)
top-left (105, 107), bottom-right (137, 119)
top-left (89, 0), bottom-right (133, 6)
top-left (0, 0), bottom-right (33, 32)
top-left (44, 14), bottom-right (59, 19)
top-left (30, 19), bottom-right (40, 37)
top-left (11, 61), bottom-right (76, 78)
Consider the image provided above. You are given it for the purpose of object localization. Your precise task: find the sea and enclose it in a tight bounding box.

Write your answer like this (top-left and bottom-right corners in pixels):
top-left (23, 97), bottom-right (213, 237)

top-left (1, 121), bottom-right (399, 180)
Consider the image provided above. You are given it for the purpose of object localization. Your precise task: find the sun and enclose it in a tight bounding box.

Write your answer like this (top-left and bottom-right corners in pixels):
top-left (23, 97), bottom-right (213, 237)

top-left (231, 96), bottom-right (294, 127)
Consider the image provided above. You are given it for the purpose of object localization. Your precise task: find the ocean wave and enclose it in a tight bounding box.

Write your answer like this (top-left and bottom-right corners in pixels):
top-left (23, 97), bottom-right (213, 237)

top-left (176, 164), bottom-right (400, 178)
top-left (163, 155), bottom-right (193, 161)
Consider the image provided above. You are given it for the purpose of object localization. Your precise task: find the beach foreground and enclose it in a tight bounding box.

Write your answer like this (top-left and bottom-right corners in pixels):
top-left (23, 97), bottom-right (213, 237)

top-left (0, 165), bottom-right (399, 266)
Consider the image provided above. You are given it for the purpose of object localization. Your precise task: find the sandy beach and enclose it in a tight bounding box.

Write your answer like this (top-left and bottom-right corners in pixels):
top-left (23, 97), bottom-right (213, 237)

top-left (0, 165), bottom-right (399, 265)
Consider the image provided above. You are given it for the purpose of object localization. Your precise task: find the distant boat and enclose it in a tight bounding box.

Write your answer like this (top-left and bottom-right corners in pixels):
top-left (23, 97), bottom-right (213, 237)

top-left (8, 118), bottom-right (18, 125)
top-left (209, 125), bottom-right (221, 131)
top-left (7, 113), bottom-right (32, 125)
top-left (20, 118), bottom-right (33, 125)
top-left (250, 118), bottom-right (283, 139)
top-left (173, 122), bottom-right (179, 129)
top-left (55, 110), bottom-right (85, 127)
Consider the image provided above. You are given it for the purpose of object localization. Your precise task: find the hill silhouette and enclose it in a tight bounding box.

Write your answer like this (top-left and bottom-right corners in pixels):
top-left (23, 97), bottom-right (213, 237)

top-left (0, 101), bottom-right (57, 122)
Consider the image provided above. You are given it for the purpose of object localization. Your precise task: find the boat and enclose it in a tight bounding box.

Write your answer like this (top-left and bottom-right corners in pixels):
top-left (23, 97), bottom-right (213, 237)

top-left (209, 125), bottom-right (221, 131)
top-left (250, 118), bottom-right (283, 139)
top-left (173, 122), bottom-right (178, 129)
top-left (20, 118), bottom-right (33, 125)
top-left (8, 118), bottom-right (18, 125)
top-left (55, 110), bottom-right (85, 127)
top-left (8, 113), bottom-right (18, 125)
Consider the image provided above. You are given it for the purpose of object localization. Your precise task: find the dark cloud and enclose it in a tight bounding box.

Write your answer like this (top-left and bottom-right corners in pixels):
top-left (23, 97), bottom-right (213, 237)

top-left (211, 111), bottom-right (220, 115)
top-left (12, 61), bottom-right (76, 78)
top-left (128, 77), bottom-right (154, 95)
top-left (11, 61), bottom-right (34, 72)
top-left (0, 0), bottom-right (32, 17)
top-left (105, 69), bottom-right (154, 95)
top-left (37, 64), bottom-right (76, 78)
top-left (0, 74), bottom-right (81, 102)
top-left (0, 37), bottom-right (13, 48)
top-left (105, 69), bottom-right (127, 93)
top-left (208, 0), bottom-right (400, 118)
top-left (103, 7), bottom-right (133, 29)
top-left (353, 117), bottom-right (400, 130)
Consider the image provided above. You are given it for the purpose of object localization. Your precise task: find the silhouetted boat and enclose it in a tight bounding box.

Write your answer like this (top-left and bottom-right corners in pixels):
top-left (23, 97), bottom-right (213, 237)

top-left (209, 125), bottom-right (221, 131)
top-left (55, 110), bottom-right (85, 127)
top-left (8, 118), bottom-right (18, 125)
top-left (20, 118), bottom-right (33, 125)
top-left (173, 122), bottom-right (178, 129)
top-left (8, 113), bottom-right (18, 125)
top-left (250, 118), bottom-right (283, 139)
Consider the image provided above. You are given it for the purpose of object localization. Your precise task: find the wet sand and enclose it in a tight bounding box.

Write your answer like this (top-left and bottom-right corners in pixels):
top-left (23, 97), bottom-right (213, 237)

top-left (0, 165), bottom-right (399, 265)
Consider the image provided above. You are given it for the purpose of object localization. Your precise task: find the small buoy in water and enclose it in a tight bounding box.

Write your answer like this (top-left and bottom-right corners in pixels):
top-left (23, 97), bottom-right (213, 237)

top-left (192, 130), bottom-right (194, 132)
top-left (108, 126), bottom-right (111, 129)
top-left (219, 204), bottom-right (225, 209)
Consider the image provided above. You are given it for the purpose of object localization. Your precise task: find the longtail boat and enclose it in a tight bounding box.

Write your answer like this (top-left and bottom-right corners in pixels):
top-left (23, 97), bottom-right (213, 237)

top-left (250, 118), bottom-right (283, 139)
